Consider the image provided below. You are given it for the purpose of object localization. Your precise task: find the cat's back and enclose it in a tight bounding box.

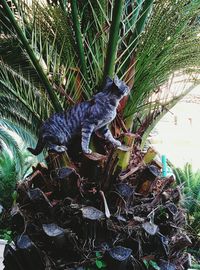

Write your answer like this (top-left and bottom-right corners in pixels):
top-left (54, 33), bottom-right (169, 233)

top-left (66, 100), bottom-right (90, 122)
top-left (41, 101), bottom-right (90, 134)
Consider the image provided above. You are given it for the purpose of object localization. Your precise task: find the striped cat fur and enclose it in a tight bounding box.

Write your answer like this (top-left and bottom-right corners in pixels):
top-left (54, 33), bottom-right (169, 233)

top-left (27, 76), bottom-right (129, 155)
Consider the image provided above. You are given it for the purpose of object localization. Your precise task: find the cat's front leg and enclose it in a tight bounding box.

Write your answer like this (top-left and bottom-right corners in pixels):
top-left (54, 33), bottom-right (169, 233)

top-left (98, 125), bottom-right (121, 147)
top-left (81, 124), bottom-right (95, 154)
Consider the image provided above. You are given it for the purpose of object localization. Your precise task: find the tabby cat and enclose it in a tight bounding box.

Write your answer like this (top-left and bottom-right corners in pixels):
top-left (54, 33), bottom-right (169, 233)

top-left (27, 76), bottom-right (129, 155)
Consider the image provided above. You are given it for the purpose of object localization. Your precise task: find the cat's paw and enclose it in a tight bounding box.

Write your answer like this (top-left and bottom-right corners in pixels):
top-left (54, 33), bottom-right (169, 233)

top-left (57, 146), bottom-right (67, 152)
top-left (112, 140), bottom-right (121, 147)
top-left (83, 149), bottom-right (92, 154)
top-left (49, 145), bottom-right (67, 153)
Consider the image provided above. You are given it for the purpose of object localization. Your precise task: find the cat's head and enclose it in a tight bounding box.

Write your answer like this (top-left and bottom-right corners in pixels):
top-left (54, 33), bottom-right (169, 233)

top-left (105, 75), bottom-right (130, 99)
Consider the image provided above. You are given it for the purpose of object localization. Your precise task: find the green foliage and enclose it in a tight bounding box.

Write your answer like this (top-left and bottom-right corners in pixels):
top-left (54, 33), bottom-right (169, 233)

top-left (95, 251), bottom-right (106, 269)
top-left (143, 259), bottom-right (149, 268)
top-left (174, 163), bottom-right (200, 233)
top-left (0, 229), bottom-right (12, 242)
top-left (0, 61), bottom-right (46, 137)
top-left (0, 119), bottom-right (38, 151)
top-left (0, 126), bottom-right (23, 172)
top-left (0, 150), bottom-right (17, 209)
top-left (0, 129), bottom-right (36, 209)
top-left (189, 264), bottom-right (200, 269)
top-left (1, 0), bottom-right (62, 112)
top-left (143, 259), bottom-right (160, 270)
top-left (95, 259), bottom-right (106, 269)
top-left (124, 0), bottom-right (200, 134)
top-left (149, 260), bottom-right (160, 270)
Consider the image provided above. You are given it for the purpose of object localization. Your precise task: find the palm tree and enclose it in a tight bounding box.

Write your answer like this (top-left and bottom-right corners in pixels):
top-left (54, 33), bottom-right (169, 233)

top-left (0, 0), bottom-right (199, 166)
top-left (1, 2), bottom-right (200, 268)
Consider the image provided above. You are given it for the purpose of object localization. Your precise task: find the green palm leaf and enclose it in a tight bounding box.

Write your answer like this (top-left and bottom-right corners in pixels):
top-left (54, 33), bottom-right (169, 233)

top-left (0, 150), bottom-right (17, 208)
top-left (1, 0), bottom-right (62, 112)
top-left (124, 0), bottom-right (200, 119)
top-left (0, 127), bottom-right (22, 173)
top-left (0, 119), bottom-right (37, 150)
top-left (174, 163), bottom-right (200, 233)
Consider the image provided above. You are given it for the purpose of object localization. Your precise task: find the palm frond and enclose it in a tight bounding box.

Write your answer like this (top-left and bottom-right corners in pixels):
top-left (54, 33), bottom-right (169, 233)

top-left (0, 37), bottom-right (42, 85)
top-left (0, 61), bottom-right (50, 123)
top-left (0, 99), bottom-right (37, 138)
top-left (124, 0), bottom-right (200, 120)
top-left (0, 118), bottom-right (44, 162)
top-left (0, 126), bottom-right (22, 173)
top-left (173, 163), bottom-right (200, 232)
top-left (0, 119), bottom-right (36, 150)
top-left (1, 0), bottom-right (62, 112)
top-left (0, 1), bottom-right (15, 34)
top-left (0, 145), bottom-right (36, 208)
top-left (0, 149), bottom-right (17, 208)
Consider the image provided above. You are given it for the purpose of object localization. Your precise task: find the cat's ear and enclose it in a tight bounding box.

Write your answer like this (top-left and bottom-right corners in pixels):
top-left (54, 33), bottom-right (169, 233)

top-left (105, 76), bottom-right (113, 84)
top-left (113, 75), bottom-right (120, 85)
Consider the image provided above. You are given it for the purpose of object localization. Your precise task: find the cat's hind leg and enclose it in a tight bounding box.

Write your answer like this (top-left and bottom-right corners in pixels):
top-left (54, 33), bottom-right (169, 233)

top-left (48, 144), bottom-right (67, 153)
top-left (45, 135), bottom-right (67, 153)
top-left (97, 125), bottom-right (121, 147)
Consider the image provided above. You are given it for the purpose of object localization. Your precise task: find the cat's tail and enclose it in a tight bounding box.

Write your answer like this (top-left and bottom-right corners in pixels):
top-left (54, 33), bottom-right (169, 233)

top-left (27, 136), bottom-right (45, 156)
